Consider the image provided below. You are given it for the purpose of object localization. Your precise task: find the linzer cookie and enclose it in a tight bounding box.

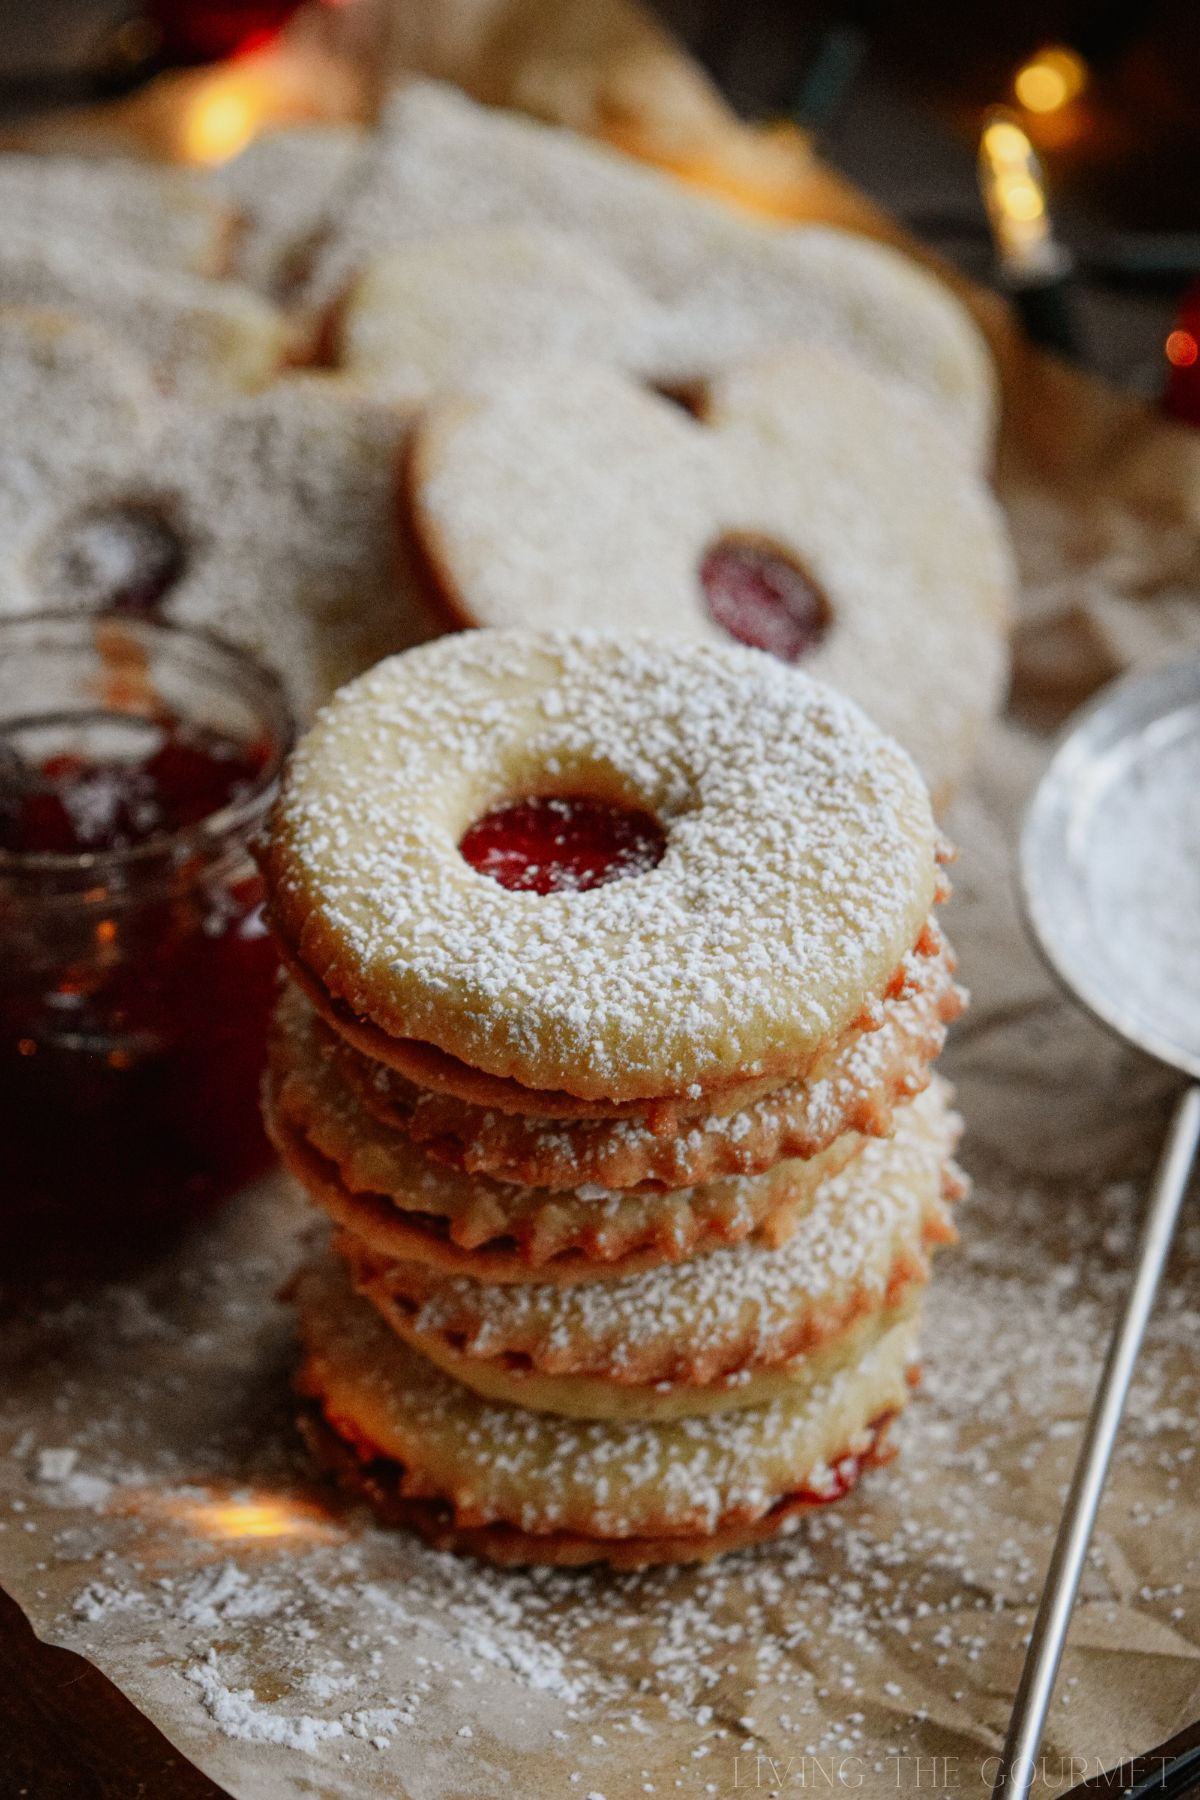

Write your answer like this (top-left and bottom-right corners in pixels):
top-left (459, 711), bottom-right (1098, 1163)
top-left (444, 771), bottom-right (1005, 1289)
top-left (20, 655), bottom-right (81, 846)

top-left (211, 123), bottom-right (368, 299)
top-left (0, 225), bottom-right (289, 401)
top-left (0, 374), bottom-right (430, 718)
top-left (263, 631), bottom-right (942, 1102)
top-left (300, 931), bottom-right (963, 1194)
top-left (406, 353), bottom-right (1013, 805)
top-left (334, 1080), bottom-right (961, 1402)
top-left (0, 235), bottom-right (288, 400)
top-left (265, 980), bottom-right (878, 1277)
top-left (332, 225), bottom-right (666, 401)
top-left (294, 1254), bottom-right (922, 1566)
top-left (303, 81), bottom-right (995, 456)
top-left (263, 629), bottom-right (968, 1565)
top-left (0, 309), bottom-right (160, 555)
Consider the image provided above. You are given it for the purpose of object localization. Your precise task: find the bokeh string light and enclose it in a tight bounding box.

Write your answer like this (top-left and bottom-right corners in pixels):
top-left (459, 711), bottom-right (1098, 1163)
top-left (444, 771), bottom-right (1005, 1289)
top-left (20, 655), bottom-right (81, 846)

top-left (1013, 46), bottom-right (1089, 117)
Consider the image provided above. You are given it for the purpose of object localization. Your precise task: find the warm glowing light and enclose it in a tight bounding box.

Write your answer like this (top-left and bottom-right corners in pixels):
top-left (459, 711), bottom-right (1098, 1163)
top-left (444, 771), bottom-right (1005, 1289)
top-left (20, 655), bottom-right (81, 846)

top-left (979, 111), bottom-right (1059, 277)
top-left (129, 1487), bottom-right (344, 1544)
top-left (984, 119), bottom-right (1034, 161)
top-left (1000, 177), bottom-right (1046, 223)
top-left (1014, 46), bottom-right (1088, 115)
top-left (601, 120), bottom-right (818, 222)
top-left (200, 1498), bottom-right (328, 1539)
top-left (182, 77), bottom-right (261, 165)
top-left (1166, 330), bottom-right (1199, 369)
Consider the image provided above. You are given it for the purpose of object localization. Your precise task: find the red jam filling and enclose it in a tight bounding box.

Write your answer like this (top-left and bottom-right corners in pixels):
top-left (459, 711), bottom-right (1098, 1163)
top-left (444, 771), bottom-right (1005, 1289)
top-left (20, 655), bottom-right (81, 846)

top-left (799, 1450), bottom-right (865, 1506)
top-left (700, 536), bottom-right (831, 662)
top-left (0, 712), bottom-right (279, 1263)
top-left (791, 1414), bottom-right (894, 1509)
top-left (459, 795), bottom-right (666, 894)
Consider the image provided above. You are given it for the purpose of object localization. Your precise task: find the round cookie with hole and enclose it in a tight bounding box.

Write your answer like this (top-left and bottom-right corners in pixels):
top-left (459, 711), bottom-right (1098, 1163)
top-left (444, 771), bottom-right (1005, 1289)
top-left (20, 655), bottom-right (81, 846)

top-left (263, 630), bottom-right (943, 1104)
top-left (0, 374), bottom-right (432, 718)
top-left (406, 351), bottom-right (1014, 805)
top-left (303, 81), bottom-right (996, 460)
top-left (0, 308), bottom-right (162, 554)
top-left (296, 1395), bottom-right (900, 1568)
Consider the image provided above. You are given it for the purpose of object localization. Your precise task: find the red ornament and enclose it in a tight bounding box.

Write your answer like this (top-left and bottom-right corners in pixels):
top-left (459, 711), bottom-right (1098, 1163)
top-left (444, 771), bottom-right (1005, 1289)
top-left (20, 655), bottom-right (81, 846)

top-left (1163, 282), bottom-right (1200, 428)
top-left (147, 1), bottom-right (302, 64)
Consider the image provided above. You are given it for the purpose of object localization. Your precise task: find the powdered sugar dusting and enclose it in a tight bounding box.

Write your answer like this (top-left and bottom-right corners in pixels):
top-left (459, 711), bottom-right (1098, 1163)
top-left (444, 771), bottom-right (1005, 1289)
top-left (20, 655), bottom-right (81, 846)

top-left (271, 631), bottom-right (937, 1097)
top-left (186, 1649), bottom-right (403, 1752)
top-left (299, 1254), bottom-right (919, 1530)
top-left (338, 225), bottom-right (668, 398)
top-left (299, 81), bottom-right (993, 453)
top-left (211, 123), bottom-right (367, 298)
top-left (272, 940), bottom-right (957, 1235)
top-left (332, 934), bottom-right (960, 1197)
top-left (1, 738), bottom-right (1194, 1789)
top-left (412, 354), bottom-right (1011, 796)
top-left (1, 371), bottom-right (428, 720)
top-left (355, 1082), bottom-right (957, 1385)
top-left (0, 311), bottom-right (159, 565)
top-left (0, 154), bottom-right (231, 277)
top-left (0, 229), bottom-right (286, 399)
top-left (1082, 709), bottom-right (1200, 1057)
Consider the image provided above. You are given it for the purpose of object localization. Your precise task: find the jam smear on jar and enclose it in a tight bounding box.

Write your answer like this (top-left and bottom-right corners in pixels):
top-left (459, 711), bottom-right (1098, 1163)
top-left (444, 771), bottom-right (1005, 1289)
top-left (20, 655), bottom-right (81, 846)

top-left (0, 707), bottom-right (281, 1270)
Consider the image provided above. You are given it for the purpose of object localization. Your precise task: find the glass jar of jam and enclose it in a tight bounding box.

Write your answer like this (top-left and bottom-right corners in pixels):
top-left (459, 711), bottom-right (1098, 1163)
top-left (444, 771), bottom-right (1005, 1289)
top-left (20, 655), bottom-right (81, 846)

top-left (0, 614), bottom-right (292, 1264)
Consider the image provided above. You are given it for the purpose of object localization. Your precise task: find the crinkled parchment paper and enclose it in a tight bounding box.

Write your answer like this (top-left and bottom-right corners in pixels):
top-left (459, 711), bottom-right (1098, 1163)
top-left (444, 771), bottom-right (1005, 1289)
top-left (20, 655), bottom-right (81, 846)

top-left (3, 12), bottom-right (1200, 1793)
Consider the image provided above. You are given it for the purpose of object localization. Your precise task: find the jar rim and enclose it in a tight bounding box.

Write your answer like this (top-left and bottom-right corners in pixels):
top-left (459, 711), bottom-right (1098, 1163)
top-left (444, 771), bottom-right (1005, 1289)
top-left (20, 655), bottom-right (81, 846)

top-left (0, 611), bottom-right (294, 875)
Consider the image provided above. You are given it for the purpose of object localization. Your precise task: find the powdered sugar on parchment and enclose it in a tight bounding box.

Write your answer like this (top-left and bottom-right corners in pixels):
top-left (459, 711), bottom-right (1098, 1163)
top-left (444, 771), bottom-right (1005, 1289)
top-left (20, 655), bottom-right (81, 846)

top-left (0, 1131), bottom-right (1196, 1795)
top-left (186, 1650), bottom-right (404, 1752)
top-left (35, 1447), bottom-right (113, 1511)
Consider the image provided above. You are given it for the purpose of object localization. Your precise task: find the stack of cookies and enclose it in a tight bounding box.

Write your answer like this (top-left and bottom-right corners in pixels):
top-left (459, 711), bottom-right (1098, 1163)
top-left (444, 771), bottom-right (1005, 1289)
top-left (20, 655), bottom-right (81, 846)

top-left (261, 630), bottom-right (966, 1567)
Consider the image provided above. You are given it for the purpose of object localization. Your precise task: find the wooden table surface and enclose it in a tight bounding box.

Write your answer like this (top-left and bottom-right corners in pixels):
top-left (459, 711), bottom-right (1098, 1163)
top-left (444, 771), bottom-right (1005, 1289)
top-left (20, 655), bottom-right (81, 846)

top-left (0, 1584), bottom-right (232, 1797)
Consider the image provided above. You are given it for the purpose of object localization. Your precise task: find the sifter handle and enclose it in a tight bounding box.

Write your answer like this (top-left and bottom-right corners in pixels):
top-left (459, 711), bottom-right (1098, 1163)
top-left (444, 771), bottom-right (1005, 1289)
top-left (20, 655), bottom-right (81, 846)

top-left (992, 1082), bottom-right (1200, 1800)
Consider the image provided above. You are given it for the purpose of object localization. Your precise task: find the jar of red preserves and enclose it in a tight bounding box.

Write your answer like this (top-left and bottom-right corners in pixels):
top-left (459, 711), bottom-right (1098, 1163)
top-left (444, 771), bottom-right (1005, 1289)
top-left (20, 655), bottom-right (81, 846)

top-left (0, 614), bottom-right (292, 1261)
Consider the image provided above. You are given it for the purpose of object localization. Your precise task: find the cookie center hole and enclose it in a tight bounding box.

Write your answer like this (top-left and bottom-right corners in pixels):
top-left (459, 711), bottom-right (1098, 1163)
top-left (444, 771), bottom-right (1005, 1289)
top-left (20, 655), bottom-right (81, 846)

top-left (459, 795), bottom-right (666, 895)
top-left (700, 534), bottom-right (831, 662)
top-left (36, 501), bottom-right (188, 617)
